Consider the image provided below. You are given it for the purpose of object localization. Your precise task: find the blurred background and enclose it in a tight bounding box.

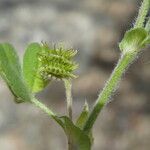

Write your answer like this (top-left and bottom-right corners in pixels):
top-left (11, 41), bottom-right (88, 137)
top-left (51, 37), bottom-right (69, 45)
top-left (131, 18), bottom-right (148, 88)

top-left (0, 0), bottom-right (150, 150)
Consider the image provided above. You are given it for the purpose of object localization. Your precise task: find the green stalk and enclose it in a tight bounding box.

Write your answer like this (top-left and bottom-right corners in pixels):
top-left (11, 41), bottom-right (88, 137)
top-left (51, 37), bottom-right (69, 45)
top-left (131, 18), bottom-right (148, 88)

top-left (31, 98), bottom-right (64, 127)
top-left (83, 52), bottom-right (137, 134)
top-left (64, 79), bottom-right (73, 120)
top-left (64, 79), bottom-right (73, 150)
top-left (83, 0), bottom-right (150, 135)
top-left (134, 0), bottom-right (150, 28)
top-left (145, 17), bottom-right (150, 32)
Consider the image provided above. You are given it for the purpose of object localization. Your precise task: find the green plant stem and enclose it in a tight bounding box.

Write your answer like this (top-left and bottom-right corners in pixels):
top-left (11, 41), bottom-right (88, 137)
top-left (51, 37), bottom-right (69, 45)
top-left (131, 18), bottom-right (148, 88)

top-left (31, 98), bottom-right (63, 127)
top-left (83, 52), bottom-right (137, 134)
top-left (64, 79), bottom-right (73, 120)
top-left (145, 17), bottom-right (150, 32)
top-left (134, 0), bottom-right (150, 28)
top-left (64, 79), bottom-right (73, 150)
top-left (82, 0), bottom-right (149, 133)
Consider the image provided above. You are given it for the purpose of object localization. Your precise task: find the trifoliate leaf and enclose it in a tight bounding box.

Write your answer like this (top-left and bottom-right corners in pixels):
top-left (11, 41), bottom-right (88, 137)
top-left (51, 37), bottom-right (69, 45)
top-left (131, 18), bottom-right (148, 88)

top-left (0, 43), bottom-right (32, 103)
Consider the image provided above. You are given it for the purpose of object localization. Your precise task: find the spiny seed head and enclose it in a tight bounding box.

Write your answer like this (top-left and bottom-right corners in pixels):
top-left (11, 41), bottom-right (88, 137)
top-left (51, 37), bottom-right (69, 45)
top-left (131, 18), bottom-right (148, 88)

top-left (38, 42), bottom-right (78, 80)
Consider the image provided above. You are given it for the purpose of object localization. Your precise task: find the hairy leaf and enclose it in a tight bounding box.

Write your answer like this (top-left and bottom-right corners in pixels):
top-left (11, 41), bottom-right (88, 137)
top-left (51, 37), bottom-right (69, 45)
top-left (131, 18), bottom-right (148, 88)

top-left (119, 28), bottom-right (148, 53)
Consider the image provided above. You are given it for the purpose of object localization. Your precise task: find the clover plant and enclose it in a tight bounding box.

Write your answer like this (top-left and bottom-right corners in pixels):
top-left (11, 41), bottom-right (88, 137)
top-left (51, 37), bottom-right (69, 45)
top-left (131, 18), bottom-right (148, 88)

top-left (0, 0), bottom-right (150, 149)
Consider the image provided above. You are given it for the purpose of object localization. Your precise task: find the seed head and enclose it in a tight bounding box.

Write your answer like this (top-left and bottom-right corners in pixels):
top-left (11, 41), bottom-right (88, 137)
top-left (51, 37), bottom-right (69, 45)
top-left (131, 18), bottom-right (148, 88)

top-left (38, 43), bottom-right (78, 81)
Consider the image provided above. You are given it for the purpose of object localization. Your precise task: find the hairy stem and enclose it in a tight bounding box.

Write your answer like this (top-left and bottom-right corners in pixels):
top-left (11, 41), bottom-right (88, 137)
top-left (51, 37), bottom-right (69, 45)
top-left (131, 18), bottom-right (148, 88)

top-left (134, 0), bottom-right (150, 28)
top-left (83, 52), bottom-right (137, 134)
top-left (83, 0), bottom-right (149, 135)
top-left (145, 17), bottom-right (150, 32)
top-left (31, 98), bottom-right (63, 127)
top-left (64, 79), bottom-right (73, 150)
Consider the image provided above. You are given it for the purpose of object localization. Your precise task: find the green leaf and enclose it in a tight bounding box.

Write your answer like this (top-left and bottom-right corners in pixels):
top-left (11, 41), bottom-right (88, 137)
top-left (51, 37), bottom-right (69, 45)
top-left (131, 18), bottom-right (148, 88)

top-left (23, 43), bottom-right (49, 93)
top-left (119, 28), bottom-right (148, 53)
top-left (75, 102), bottom-right (94, 145)
top-left (76, 101), bottom-right (89, 129)
top-left (60, 116), bottom-right (91, 150)
top-left (0, 43), bottom-right (32, 103)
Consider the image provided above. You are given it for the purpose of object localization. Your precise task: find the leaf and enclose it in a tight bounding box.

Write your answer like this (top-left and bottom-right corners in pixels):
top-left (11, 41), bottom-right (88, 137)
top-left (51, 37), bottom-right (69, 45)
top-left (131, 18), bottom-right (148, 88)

top-left (60, 116), bottom-right (91, 150)
top-left (75, 102), bottom-right (94, 145)
top-left (0, 43), bottom-right (32, 103)
top-left (23, 43), bottom-right (49, 93)
top-left (119, 28), bottom-right (148, 53)
top-left (76, 101), bottom-right (89, 129)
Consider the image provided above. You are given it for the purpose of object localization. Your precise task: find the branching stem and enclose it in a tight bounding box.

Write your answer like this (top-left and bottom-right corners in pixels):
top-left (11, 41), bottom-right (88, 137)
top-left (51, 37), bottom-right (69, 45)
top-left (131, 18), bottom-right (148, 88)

top-left (83, 52), bottom-right (137, 134)
top-left (82, 0), bottom-right (150, 135)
